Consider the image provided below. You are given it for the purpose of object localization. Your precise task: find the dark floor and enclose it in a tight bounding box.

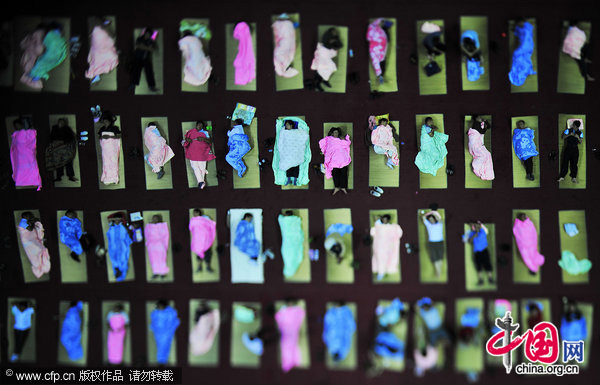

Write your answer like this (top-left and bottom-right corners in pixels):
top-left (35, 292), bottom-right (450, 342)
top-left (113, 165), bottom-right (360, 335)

top-left (1, 0), bottom-right (599, 384)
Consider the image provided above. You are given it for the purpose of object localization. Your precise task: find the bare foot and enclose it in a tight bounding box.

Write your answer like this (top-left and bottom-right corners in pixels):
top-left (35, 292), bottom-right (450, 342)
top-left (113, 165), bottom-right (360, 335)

top-left (342, 188), bottom-right (348, 194)
top-left (332, 188), bottom-right (339, 195)
top-left (586, 74), bottom-right (595, 81)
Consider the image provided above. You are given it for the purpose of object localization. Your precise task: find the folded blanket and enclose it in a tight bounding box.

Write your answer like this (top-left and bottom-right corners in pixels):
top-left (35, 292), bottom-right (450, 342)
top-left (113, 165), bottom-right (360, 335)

top-left (272, 20), bottom-right (298, 78)
top-left (374, 331), bottom-right (404, 361)
top-left (311, 43), bottom-right (337, 81)
top-left (278, 214), bottom-right (304, 277)
top-left (508, 21), bottom-right (536, 86)
top-left (86, 26), bottom-right (118, 79)
top-left (276, 305), bottom-right (305, 372)
top-left (143, 126), bottom-right (174, 173)
top-left (11, 129), bottom-right (42, 190)
top-left (512, 217), bottom-right (544, 273)
top-left (371, 222), bottom-right (403, 275)
top-left (189, 216), bottom-right (216, 260)
top-left (179, 35), bottom-right (212, 86)
top-left (323, 306), bottom-right (356, 361)
top-left (512, 128), bottom-right (538, 161)
top-left (272, 117), bottom-right (311, 186)
top-left (562, 26), bottom-right (586, 60)
top-left (59, 216), bottom-right (83, 255)
top-left (319, 135), bottom-right (351, 179)
top-left (415, 127), bottom-right (449, 176)
top-left (468, 128), bottom-right (495, 180)
top-left (150, 306), bottom-right (180, 364)
top-left (367, 19), bottom-right (387, 77)
top-left (144, 222), bottom-right (170, 276)
top-left (233, 22), bottom-right (256, 85)
top-left (60, 301), bottom-right (84, 361)
top-left (371, 124), bottom-right (399, 166)
top-left (189, 309), bottom-right (220, 356)
top-left (558, 250), bottom-right (591, 275)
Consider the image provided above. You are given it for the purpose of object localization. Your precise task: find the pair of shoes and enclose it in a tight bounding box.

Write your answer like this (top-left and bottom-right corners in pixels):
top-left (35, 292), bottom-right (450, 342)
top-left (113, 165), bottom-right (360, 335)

top-left (341, 188), bottom-right (348, 194)
top-left (149, 87), bottom-right (160, 92)
top-left (526, 173), bottom-right (535, 181)
top-left (556, 177), bottom-right (565, 182)
top-left (156, 169), bottom-right (165, 179)
top-left (206, 266), bottom-right (214, 273)
top-left (152, 274), bottom-right (160, 279)
top-left (198, 182), bottom-right (205, 189)
top-left (571, 178), bottom-right (578, 184)
top-left (488, 277), bottom-right (495, 284)
top-left (242, 333), bottom-right (264, 355)
top-left (477, 278), bottom-right (484, 285)
top-left (373, 186), bottom-right (384, 194)
top-left (370, 190), bottom-right (382, 197)
top-left (196, 263), bottom-right (203, 272)
top-left (68, 176), bottom-right (78, 182)
top-left (54, 176), bottom-right (62, 182)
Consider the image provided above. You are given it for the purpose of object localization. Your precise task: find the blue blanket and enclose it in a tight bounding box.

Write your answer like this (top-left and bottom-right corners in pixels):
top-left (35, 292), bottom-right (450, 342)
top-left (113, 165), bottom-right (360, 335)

top-left (107, 223), bottom-right (133, 281)
top-left (374, 331), bottom-right (404, 361)
top-left (59, 216), bottom-right (83, 255)
top-left (226, 125), bottom-right (251, 178)
top-left (378, 298), bottom-right (404, 327)
top-left (512, 128), bottom-right (538, 160)
top-left (323, 306), bottom-right (356, 361)
top-left (325, 223), bottom-right (353, 238)
top-left (460, 307), bottom-right (481, 328)
top-left (461, 30), bottom-right (484, 81)
top-left (60, 301), bottom-right (84, 361)
top-left (508, 22), bottom-right (536, 86)
top-left (234, 220), bottom-right (261, 259)
top-left (150, 306), bottom-right (180, 364)
top-left (560, 316), bottom-right (587, 342)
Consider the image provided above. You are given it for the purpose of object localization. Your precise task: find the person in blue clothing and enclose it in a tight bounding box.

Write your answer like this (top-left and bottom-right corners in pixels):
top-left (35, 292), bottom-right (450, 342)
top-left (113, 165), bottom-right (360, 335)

top-left (560, 297), bottom-right (587, 346)
top-left (417, 297), bottom-right (450, 347)
top-left (467, 221), bottom-right (494, 285)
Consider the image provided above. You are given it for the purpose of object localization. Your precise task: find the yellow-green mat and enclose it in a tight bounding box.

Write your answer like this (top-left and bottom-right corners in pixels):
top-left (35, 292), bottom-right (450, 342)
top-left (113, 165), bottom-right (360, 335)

top-left (57, 301), bottom-right (89, 365)
top-left (233, 118), bottom-right (260, 189)
top-left (417, 208), bottom-right (447, 283)
top-left (282, 208), bottom-right (311, 283)
top-left (558, 114), bottom-right (586, 189)
top-left (225, 22), bottom-right (257, 91)
top-left (230, 302), bottom-right (261, 368)
top-left (188, 299), bottom-right (219, 366)
top-left (558, 210), bottom-right (588, 284)
top-left (486, 299), bottom-right (518, 366)
top-left (0, 22), bottom-right (14, 87)
top-left (464, 223), bottom-right (497, 292)
top-left (324, 208), bottom-right (354, 283)
top-left (13, 209), bottom-right (49, 283)
top-left (56, 210), bottom-right (87, 283)
top-left (133, 28), bottom-right (163, 95)
top-left (49, 114), bottom-right (81, 188)
top-left (142, 210), bottom-right (174, 283)
top-left (369, 120), bottom-right (399, 187)
top-left (460, 16), bottom-right (490, 91)
top-left (509, 18), bottom-right (538, 93)
top-left (417, 20), bottom-right (447, 95)
top-left (275, 300), bottom-right (310, 369)
top-left (416, 114), bottom-right (447, 189)
top-left (370, 209), bottom-right (401, 283)
top-left (512, 209), bottom-right (541, 284)
top-left (413, 301), bottom-right (445, 368)
top-left (464, 115), bottom-right (492, 189)
top-left (88, 16), bottom-right (117, 91)
top-left (182, 121), bottom-right (218, 188)
top-left (372, 299), bottom-right (408, 371)
top-left (6, 297), bottom-right (36, 362)
top-left (141, 117), bottom-right (173, 190)
top-left (5, 116), bottom-right (41, 190)
top-left (323, 123), bottom-right (354, 189)
top-left (455, 298), bottom-right (484, 373)
top-left (99, 210), bottom-right (135, 283)
top-left (14, 17), bottom-right (71, 94)
top-left (95, 115), bottom-right (126, 190)
top-left (557, 21), bottom-right (591, 94)
top-left (272, 13), bottom-right (303, 91)
top-left (181, 19), bottom-right (209, 92)
top-left (368, 18), bottom-right (397, 92)
top-left (101, 300), bottom-right (132, 365)
top-left (280, 116), bottom-right (308, 190)
top-left (318, 25), bottom-right (348, 93)
top-left (190, 208), bottom-right (220, 283)
top-left (511, 116), bottom-right (540, 188)
top-left (146, 300), bottom-right (178, 365)
top-left (325, 302), bottom-right (357, 369)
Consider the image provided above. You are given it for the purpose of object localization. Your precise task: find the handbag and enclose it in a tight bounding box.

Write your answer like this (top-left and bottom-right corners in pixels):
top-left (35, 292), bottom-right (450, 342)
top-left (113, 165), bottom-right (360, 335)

top-left (424, 60), bottom-right (441, 77)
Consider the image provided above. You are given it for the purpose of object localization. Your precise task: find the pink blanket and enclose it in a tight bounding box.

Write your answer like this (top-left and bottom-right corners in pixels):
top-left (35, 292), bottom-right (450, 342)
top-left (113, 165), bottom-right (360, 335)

top-left (562, 26), bottom-right (586, 60)
top-left (513, 218), bottom-right (545, 273)
top-left (17, 222), bottom-right (51, 278)
top-left (86, 26), bottom-right (118, 79)
top-left (233, 22), bottom-right (256, 85)
top-left (189, 309), bottom-right (220, 356)
top-left (319, 135), bottom-right (351, 179)
top-left (143, 126), bottom-right (174, 173)
top-left (20, 30), bottom-right (45, 87)
top-left (468, 128), bottom-right (495, 181)
top-left (310, 43), bottom-right (337, 81)
top-left (179, 35), bottom-right (212, 86)
top-left (10, 129), bottom-right (42, 190)
top-left (272, 20), bottom-right (299, 78)
top-left (275, 305), bottom-right (305, 372)
top-left (107, 312), bottom-right (127, 364)
top-left (100, 134), bottom-right (120, 184)
top-left (189, 216), bottom-right (216, 259)
top-left (371, 124), bottom-right (399, 166)
top-left (366, 19), bottom-right (387, 77)
top-left (145, 222), bottom-right (169, 275)
top-left (371, 223), bottom-right (403, 275)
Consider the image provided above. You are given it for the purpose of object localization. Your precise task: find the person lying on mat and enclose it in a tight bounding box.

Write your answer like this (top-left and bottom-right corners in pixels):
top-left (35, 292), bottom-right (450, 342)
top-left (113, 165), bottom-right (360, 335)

top-left (17, 211), bottom-right (51, 279)
top-left (414, 117), bottom-right (449, 176)
top-left (129, 28), bottom-right (159, 92)
top-left (526, 301), bottom-right (543, 329)
top-left (467, 116), bottom-right (494, 180)
top-left (189, 301), bottom-right (220, 357)
top-left (323, 302), bottom-right (356, 363)
top-left (242, 326), bottom-right (278, 356)
top-left (20, 22), bottom-right (67, 89)
top-left (460, 30), bottom-right (484, 81)
top-left (10, 300), bottom-right (34, 362)
top-left (560, 297), bottom-right (587, 347)
top-left (98, 112), bottom-right (122, 185)
top-left (309, 27), bottom-right (343, 91)
top-left (179, 21), bottom-right (212, 86)
top-left (512, 119), bottom-right (538, 181)
top-left (367, 18), bottom-right (392, 84)
top-left (275, 299), bottom-right (306, 372)
top-left (508, 18), bottom-right (536, 87)
top-left (278, 211), bottom-right (304, 278)
top-left (233, 21), bottom-right (256, 86)
top-left (466, 221), bottom-right (494, 285)
top-left (513, 213), bottom-right (545, 275)
top-left (562, 21), bottom-right (594, 81)
top-left (150, 300), bottom-right (180, 364)
top-left (272, 15), bottom-right (299, 78)
top-left (106, 212), bottom-right (133, 281)
top-left (324, 234), bottom-right (345, 264)
top-left (145, 214), bottom-right (170, 280)
top-left (143, 122), bottom-right (174, 180)
top-left (106, 303), bottom-right (129, 365)
top-left (422, 22), bottom-right (445, 60)
top-left (319, 126), bottom-right (351, 195)
top-left (371, 299), bottom-right (406, 364)
top-left (275, 119), bottom-right (310, 186)
top-left (371, 214), bottom-right (403, 281)
top-left (47, 118), bottom-right (78, 183)
top-left (234, 213), bottom-right (261, 265)
top-left (11, 117), bottom-right (42, 190)
top-left (183, 121), bottom-right (216, 189)
top-left (421, 210), bottom-right (444, 278)
top-left (189, 209), bottom-right (216, 273)
top-left (86, 17), bottom-right (119, 84)
top-left (59, 210), bottom-right (84, 263)
top-left (60, 301), bottom-right (84, 361)
top-left (557, 119), bottom-right (583, 184)
top-left (370, 117), bottom-right (399, 169)
top-left (417, 297), bottom-right (450, 347)
top-left (226, 119), bottom-right (251, 178)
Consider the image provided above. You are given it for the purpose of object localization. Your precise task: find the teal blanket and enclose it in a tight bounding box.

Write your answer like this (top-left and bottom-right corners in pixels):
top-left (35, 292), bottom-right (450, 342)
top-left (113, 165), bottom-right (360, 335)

top-left (272, 117), bottom-right (311, 186)
top-left (30, 30), bottom-right (67, 80)
top-left (278, 214), bottom-right (304, 277)
top-left (414, 127), bottom-right (449, 176)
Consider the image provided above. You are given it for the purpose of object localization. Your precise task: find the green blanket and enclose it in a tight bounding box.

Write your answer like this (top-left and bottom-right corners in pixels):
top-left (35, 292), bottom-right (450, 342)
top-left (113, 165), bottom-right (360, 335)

top-left (30, 30), bottom-right (67, 80)
top-left (415, 128), bottom-right (448, 176)
top-left (278, 214), bottom-right (304, 278)
top-left (272, 117), bottom-right (311, 186)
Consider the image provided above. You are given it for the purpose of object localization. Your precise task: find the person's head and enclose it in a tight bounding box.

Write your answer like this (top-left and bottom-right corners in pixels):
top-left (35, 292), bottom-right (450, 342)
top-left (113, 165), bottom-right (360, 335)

top-left (182, 29), bottom-right (193, 37)
top-left (517, 120), bottom-right (525, 129)
top-left (193, 208), bottom-right (202, 217)
top-left (330, 243), bottom-right (342, 255)
top-left (101, 112), bottom-right (115, 127)
top-left (57, 118), bottom-right (67, 128)
top-left (142, 28), bottom-right (153, 39)
top-left (472, 221), bottom-right (482, 231)
top-left (147, 121), bottom-right (157, 128)
top-left (432, 35), bottom-right (446, 51)
top-left (151, 214), bottom-right (162, 224)
top-left (45, 21), bottom-right (63, 33)
top-left (196, 120), bottom-right (205, 130)
top-left (528, 302), bottom-right (540, 316)
top-left (572, 120), bottom-right (581, 129)
top-left (13, 118), bottom-right (24, 130)
top-left (462, 37), bottom-right (475, 51)
top-left (113, 303), bottom-right (125, 313)
top-left (284, 210), bottom-right (294, 216)
top-left (21, 211), bottom-right (34, 221)
top-left (381, 214), bottom-right (391, 224)
top-left (322, 27), bottom-right (342, 49)
top-left (378, 118), bottom-right (388, 126)
top-left (233, 118), bottom-right (244, 127)
top-left (65, 209), bottom-right (77, 219)
top-left (425, 117), bottom-right (434, 126)
top-left (69, 300), bottom-right (79, 308)
top-left (426, 214), bottom-right (438, 224)
top-left (243, 213), bottom-right (253, 222)
top-left (568, 20), bottom-right (579, 27)
top-left (156, 299), bottom-right (168, 309)
top-left (515, 17), bottom-right (526, 28)
top-left (284, 120), bottom-right (295, 130)
top-left (17, 301), bottom-right (29, 311)
top-left (328, 127), bottom-right (342, 138)
top-left (517, 212), bottom-right (527, 221)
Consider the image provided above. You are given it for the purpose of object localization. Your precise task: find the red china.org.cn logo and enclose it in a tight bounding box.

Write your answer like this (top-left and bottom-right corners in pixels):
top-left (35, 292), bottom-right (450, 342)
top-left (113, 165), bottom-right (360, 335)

top-left (486, 311), bottom-right (583, 376)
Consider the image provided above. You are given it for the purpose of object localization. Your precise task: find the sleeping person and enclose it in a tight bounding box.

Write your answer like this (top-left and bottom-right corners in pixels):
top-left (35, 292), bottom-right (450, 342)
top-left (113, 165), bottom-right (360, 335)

top-left (60, 301), bottom-right (84, 361)
top-left (370, 116), bottom-right (399, 169)
top-left (233, 22), bottom-right (256, 85)
top-left (150, 300), bottom-right (180, 365)
top-left (508, 18), bottom-right (536, 86)
top-left (47, 117), bottom-right (77, 183)
top-left (106, 213), bottom-right (132, 282)
top-left (189, 302), bottom-right (220, 356)
top-left (226, 119), bottom-right (251, 178)
top-left (513, 213), bottom-right (545, 275)
top-left (461, 30), bottom-right (484, 81)
top-left (273, 118), bottom-right (311, 186)
top-left (275, 301), bottom-right (305, 372)
top-left (371, 214), bottom-right (403, 281)
top-left (367, 18), bottom-right (392, 84)
top-left (106, 303), bottom-right (128, 365)
top-left (143, 122), bottom-right (174, 180)
top-left (309, 27), bottom-right (343, 91)
top-left (17, 211), bottom-right (51, 279)
top-left (319, 126), bottom-right (351, 195)
top-left (179, 21), bottom-right (212, 86)
top-left (562, 21), bottom-right (594, 81)
top-left (183, 121), bottom-right (216, 189)
top-left (467, 115), bottom-right (494, 180)
top-left (323, 303), bottom-right (356, 363)
top-left (560, 298), bottom-right (587, 346)
top-left (144, 214), bottom-right (170, 280)
top-left (59, 210), bottom-right (84, 262)
top-left (20, 22), bottom-right (67, 89)
top-left (86, 18), bottom-right (118, 84)
top-left (278, 211), bottom-right (304, 278)
top-left (512, 119), bottom-right (538, 181)
top-left (272, 16), bottom-right (299, 78)
top-left (98, 112), bottom-right (122, 185)
top-left (10, 117), bottom-right (42, 190)
top-left (414, 116), bottom-right (449, 176)
top-left (189, 209), bottom-right (216, 273)
top-left (234, 213), bottom-right (261, 264)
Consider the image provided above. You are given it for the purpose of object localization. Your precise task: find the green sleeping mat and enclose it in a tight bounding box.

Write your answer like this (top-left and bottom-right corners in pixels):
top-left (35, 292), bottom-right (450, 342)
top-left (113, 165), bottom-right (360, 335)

top-left (225, 22), bottom-right (257, 91)
top-left (274, 300), bottom-right (311, 369)
top-left (95, 115), bottom-right (126, 190)
top-left (57, 301), bottom-right (89, 365)
top-left (323, 123), bottom-right (354, 189)
top-left (146, 300), bottom-right (178, 365)
top-left (188, 299), bottom-right (220, 366)
top-left (6, 297), bottom-right (37, 362)
top-left (233, 118), bottom-right (260, 189)
top-left (558, 114), bottom-right (586, 189)
top-left (230, 302), bottom-right (261, 367)
top-left (325, 302), bottom-right (357, 369)
top-left (101, 300), bottom-right (132, 365)
top-left (99, 210), bottom-right (135, 283)
top-left (454, 298), bottom-right (484, 374)
top-left (413, 301), bottom-right (446, 368)
top-left (133, 28), bottom-right (163, 95)
top-left (557, 21), bottom-right (591, 94)
top-left (372, 299), bottom-right (408, 372)
top-left (464, 223), bottom-right (497, 292)
top-left (49, 114), bottom-right (81, 188)
top-left (190, 208), bottom-right (220, 283)
top-left (318, 25), bottom-right (348, 93)
top-left (13, 209), bottom-right (49, 283)
top-left (558, 210), bottom-right (589, 284)
top-left (142, 210), bottom-right (174, 283)
top-left (182, 121), bottom-right (219, 188)
top-left (5, 116), bottom-right (41, 190)
top-left (369, 120), bottom-right (400, 187)
top-left (88, 16), bottom-right (117, 91)
top-left (282, 208), bottom-right (311, 283)
top-left (180, 18), bottom-right (209, 93)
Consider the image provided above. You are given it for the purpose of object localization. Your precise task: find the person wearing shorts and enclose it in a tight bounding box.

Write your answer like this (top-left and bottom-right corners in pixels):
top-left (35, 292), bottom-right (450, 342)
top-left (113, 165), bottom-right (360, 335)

top-left (422, 210), bottom-right (444, 278)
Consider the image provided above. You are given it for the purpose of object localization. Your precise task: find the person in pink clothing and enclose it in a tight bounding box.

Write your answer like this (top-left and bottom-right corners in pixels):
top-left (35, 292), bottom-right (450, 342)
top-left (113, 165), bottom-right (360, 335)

top-left (143, 122), bottom-right (174, 180)
top-left (98, 112), bottom-right (122, 185)
top-left (85, 18), bottom-right (118, 84)
top-left (233, 22), bottom-right (256, 86)
top-left (562, 21), bottom-right (594, 81)
top-left (371, 214), bottom-right (403, 281)
top-left (319, 127), bottom-right (351, 195)
top-left (106, 303), bottom-right (128, 365)
top-left (189, 302), bottom-right (220, 356)
top-left (17, 211), bottom-right (51, 279)
top-left (178, 30), bottom-right (212, 86)
top-left (513, 213), bottom-right (545, 275)
top-left (367, 19), bottom-right (392, 84)
top-left (272, 17), bottom-right (299, 78)
top-left (145, 214), bottom-right (170, 279)
top-left (19, 28), bottom-right (45, 88)
top-left (308, 27), bottom-right (343, 92)
top-left (467, 115), bottom-right (494, 181)
top-left (189, 208), bottom-right (216, 273)
top-left (370, 117), bottom-right (399, 169)
top-left (183, 121), bottom-right (216, 189)
top-left (10, 117), bottom-right (42, 190)
top-left (275, 302), bottom-right (305, 373)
